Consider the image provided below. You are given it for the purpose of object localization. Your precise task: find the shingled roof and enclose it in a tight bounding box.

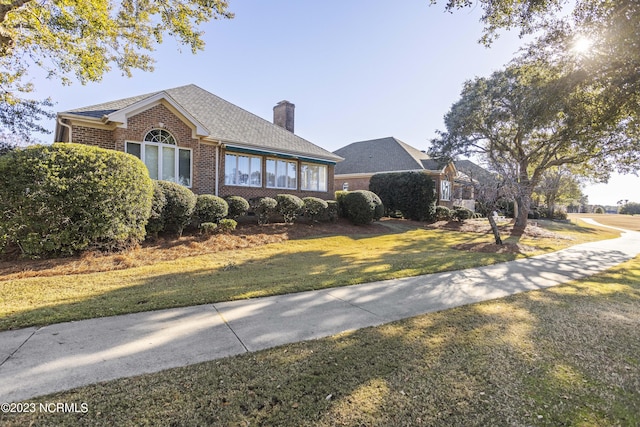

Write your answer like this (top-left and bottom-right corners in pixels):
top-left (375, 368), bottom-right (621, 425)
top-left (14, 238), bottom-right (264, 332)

top-left (61, 84), bottom-right (342, 162)
top-left (333, 137), bottom-right (448, 175)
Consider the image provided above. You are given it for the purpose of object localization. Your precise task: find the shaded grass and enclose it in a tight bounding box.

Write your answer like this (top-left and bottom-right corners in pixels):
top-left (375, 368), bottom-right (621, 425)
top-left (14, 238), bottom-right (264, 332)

top-left (3, 255), bottom-right (638, 426)
top-left (0, 222), bottom-right (616, 331)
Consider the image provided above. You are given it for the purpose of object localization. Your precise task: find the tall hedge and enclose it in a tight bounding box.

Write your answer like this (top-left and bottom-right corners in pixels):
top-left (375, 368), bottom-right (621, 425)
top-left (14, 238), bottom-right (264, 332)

top-left (0, 143), bottom-right (153, 256)
top-left (369, 171), bottom-right (437, 221)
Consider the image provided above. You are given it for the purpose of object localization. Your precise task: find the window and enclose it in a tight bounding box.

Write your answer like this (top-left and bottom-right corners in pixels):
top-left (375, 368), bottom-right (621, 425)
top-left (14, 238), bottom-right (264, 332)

top-left (301, 163), bottom-right (327, 192)
top-left (266, 158), bottom-right (297, 189)
top-left (440, 180), bottom-right (451, 201)
top-left (225, 153), bottom-right (262, 187)
top-left (125, 129), bottom-right (192, 186)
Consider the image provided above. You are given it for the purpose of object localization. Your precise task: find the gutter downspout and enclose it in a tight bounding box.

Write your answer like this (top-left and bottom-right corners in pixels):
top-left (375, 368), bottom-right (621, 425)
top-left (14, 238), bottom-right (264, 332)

top-left (57, 117), bottom-right (72, 142)
top-left (215, 144), bottom-right (220, 196)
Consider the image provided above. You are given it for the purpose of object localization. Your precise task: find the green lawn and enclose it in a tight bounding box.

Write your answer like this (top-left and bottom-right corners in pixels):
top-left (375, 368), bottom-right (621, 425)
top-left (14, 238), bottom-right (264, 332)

top-left (0, 219), bottom-right (615, 331)
top-left (3, 246), bottom-right (638, 426)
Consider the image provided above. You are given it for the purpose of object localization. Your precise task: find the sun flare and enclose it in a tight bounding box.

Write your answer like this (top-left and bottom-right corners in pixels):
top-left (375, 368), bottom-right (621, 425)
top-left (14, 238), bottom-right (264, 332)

top-left (571, 35), bottom-right (594, 54)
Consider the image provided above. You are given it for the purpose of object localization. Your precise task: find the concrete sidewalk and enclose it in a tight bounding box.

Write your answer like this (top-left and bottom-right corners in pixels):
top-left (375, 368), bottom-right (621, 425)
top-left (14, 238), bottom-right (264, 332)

top-left (1, 220), bottom-right (639, 402)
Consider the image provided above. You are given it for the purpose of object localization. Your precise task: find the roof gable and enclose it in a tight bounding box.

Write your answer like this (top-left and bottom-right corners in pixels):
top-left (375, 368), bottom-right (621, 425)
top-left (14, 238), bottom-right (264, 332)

top-left (334, 137), bottom-right (447, 175)
top-left (60, 84), bottom-right (342, 163)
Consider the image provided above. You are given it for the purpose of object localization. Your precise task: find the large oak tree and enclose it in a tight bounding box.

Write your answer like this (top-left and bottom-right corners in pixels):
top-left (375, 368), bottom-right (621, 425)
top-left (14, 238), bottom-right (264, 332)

top-left (0, 0), bottom-right (232, 140)
top-left (430, 60), bottom-right (638, 231)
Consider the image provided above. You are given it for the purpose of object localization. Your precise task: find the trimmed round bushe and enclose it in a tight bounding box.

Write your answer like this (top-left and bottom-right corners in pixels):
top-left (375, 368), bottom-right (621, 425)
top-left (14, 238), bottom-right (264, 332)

top-left (276, 194), bottom-right (304, 223)
top-left (303, 197), bottom-right (329, 222)
top-left (343, 190), bottom-right (384, 225)
top-left (0, 143), bottom-right (153, 256)
top-left (225, 196), bottom-right (250, 219)
top-left (154, 180), bottom-right (197, 237)
top-left (193, 194), bottom-right (228, 226)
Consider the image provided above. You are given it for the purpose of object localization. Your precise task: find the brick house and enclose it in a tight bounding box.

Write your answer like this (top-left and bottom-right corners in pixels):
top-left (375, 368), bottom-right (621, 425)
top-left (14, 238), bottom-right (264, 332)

top-left (55, 84), bottom-right (343, 200)
top-left (333, 137), bottom-right (475, 209)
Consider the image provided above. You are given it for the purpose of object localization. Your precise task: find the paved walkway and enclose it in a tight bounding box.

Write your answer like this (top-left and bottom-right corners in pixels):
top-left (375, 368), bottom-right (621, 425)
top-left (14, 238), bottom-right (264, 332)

top-left (1, 219), bottom-right (639, 402)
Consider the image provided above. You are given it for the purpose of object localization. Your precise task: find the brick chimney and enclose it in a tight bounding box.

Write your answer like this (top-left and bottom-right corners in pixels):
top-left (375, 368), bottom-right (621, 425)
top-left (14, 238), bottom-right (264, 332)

top-left (273, 100), bottom-right (295, 133)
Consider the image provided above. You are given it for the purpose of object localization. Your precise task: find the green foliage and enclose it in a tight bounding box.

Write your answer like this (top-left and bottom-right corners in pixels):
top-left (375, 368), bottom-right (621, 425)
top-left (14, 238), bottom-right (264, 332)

top-left (452, 206), bottom-right (474, 222)
top-left (0, 0), bottom-right (232, 138)
top-left (146, 181), bottom-right (167, 238)
top-left (155, 180), bottom-right (196, 237)
top-left (0, 143), bottom-right (153, 256)
top-left (199, 222), bottom-right (218, 235)
top-left (251, 197), bottom-right (277, 225)
top-left (435, 206), bottom-right (452, 221)
top-left (334, 191), bottom-right (349, 218)
top-left (225, 196), bottom-right (249, 220)
top-left (369, 172), bottom-right (437, 221)
top-left (303, 197), bottom-right (329, 222)
top-left (593, 206), bottom-right (605, 214)
top-left (276, 194), bottom-right (304, 224)
top-left (619, 202), bottom-right (640, 215)
top-left (343, 190), bottom-right (384, 225)
top-left (325, 200), bottom-right (339, 223)
top-left (193, 194), bottom-right (228, 226)
top-left (218, 219), bottom-right (237, 233)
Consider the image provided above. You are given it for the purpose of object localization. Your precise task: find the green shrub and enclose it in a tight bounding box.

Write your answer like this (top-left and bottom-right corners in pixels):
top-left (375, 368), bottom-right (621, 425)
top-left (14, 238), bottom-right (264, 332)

top-left (303, 197), bottom-right (329, 222)
top-left (325, 200), bottom-right (339, 223)
top-left (218, 218), bottom-right (237, 233)
top-left (335, 190), bottom-right (349, 218)
top-left (0, 143), bottom-right (153, 257)
top-left (199, 222), bottom-right (218, 235)
top-left (155, 180), bottom-right (196, 237)
top-left (452, 206), bottom-right (473, 222)
top-left (193, 194), bottom-right (228, 227)
top-left (343, 190), bottom-right (384, 225)
top-left (553, 209), bottom-right (568, 220)
top-left (252, 197), bottom-right (277, 225)
top-left (276, 194), bottom-right (304, 223)
top-left (146, 181), bottom-right (167, 238)
top-left (619, 202), bottom-right (640, 215)
top-left (435, 205), bottom-right (452, 221)
top-left (369, 171), bottom-right (436, 221)
top-left (225, 196), bottom-right (250, 219)
top-left (593, 206), bottom-right (605, 214)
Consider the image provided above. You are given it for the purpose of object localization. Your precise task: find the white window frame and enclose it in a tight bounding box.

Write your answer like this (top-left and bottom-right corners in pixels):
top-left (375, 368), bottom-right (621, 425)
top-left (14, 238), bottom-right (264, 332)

top-left (301, 163), bottom-right (328, 192)
top-left (225, 153), bottom-right (263, 187)
top-left (440, 180), bottom-right (451, 201)
top-left (126, 136), bottom-right (192, 188)
top-left (266, 158), bottom-right (297, 190)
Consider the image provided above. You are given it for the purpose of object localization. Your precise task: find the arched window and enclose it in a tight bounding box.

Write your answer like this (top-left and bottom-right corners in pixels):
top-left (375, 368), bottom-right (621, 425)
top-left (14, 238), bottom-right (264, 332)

top-left (144, 129), bottom-right (176, 145)
top-left (125, 129), bottom-right (192, 187)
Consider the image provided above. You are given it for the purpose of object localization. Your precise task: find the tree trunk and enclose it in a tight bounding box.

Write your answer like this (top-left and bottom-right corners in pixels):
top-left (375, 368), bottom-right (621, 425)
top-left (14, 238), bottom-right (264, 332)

top-left (488, 214), bottom-right (503, 245)
top-left (513, 193), bottom-right (530, 234)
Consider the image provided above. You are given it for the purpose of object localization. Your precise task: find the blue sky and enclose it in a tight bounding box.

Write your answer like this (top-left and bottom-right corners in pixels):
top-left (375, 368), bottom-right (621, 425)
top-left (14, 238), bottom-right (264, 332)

top-left (30, 0), bottom-right (638, 206)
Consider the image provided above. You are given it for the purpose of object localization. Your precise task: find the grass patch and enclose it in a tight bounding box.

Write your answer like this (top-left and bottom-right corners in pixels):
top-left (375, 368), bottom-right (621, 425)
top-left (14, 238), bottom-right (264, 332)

top-left (3, 254), bottom-right (638, 426)
top-left (0, 220), bottom-right (616, 331)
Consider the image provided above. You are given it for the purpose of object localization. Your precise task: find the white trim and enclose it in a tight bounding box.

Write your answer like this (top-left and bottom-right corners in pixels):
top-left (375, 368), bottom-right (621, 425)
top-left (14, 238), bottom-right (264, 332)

top-left (265, 157), bottom-right (297, 190)
top-left (106, 92), bottom-right (210, 137)
top-left (224, 152), bottom-right (263, 188)
top-left (300, 162), bottom-right (328, 192)
top-left (126, 140), bottom-right (193, 188)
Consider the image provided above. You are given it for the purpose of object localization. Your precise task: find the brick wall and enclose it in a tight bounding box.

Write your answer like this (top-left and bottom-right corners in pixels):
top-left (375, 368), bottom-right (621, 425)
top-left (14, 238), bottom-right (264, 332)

top-left (334, 176), bottom-right (371, 192)
top-left (72, 126), bottom-right (116, 150)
